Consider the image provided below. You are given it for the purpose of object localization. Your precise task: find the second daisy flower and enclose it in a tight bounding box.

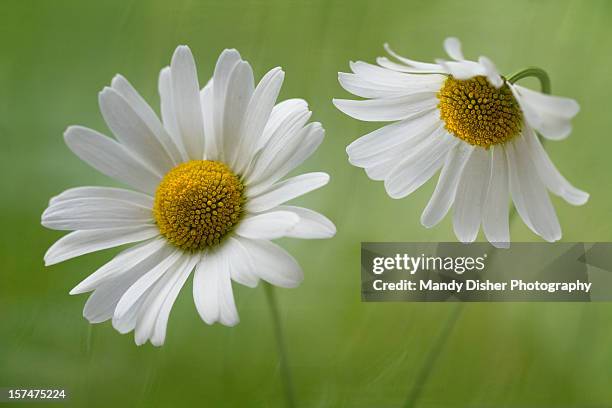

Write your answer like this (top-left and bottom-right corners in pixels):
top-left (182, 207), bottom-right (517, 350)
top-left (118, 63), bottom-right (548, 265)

top-left (334, 37), bottom-right (588, 246)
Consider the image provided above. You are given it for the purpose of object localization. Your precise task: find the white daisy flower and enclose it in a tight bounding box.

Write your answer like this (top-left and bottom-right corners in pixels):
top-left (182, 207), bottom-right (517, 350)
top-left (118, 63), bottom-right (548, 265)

top-left (42, 46), bottom-right (335, 346)
top-left (334, 37), bottom-right (588, 246)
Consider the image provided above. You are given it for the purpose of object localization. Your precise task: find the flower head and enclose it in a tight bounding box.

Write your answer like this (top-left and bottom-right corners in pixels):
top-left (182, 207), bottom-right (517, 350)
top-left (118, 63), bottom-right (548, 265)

top-left (334, 37), bottom-right (588, 246)
top-left (42, 46), bottom-right (335, 346)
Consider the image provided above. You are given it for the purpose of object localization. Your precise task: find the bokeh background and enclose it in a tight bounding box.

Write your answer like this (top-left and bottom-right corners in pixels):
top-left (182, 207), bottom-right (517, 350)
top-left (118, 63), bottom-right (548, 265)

top-left (2, 0), bottom-right (612, 406)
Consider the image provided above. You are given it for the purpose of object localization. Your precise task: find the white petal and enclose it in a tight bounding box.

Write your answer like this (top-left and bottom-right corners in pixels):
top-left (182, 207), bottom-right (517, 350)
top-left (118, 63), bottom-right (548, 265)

top-left (444, 37), bottom-right (464, 61)
top-left (200, 81), bottom-right (219, 160)
top-left (514, 84), bottom-right (579, 116)
top-left (363, 157), bottom-right (404, 181)
top-left (349, 61), bottom-right (445, 88)
top-left (98, 87), bottom-right (173, 176)
top-left (523, 126), bottom-right (588, 205)
top-left (333, 93), bottom-right (438, 122)
top-left (247, 172), bottom-right (329, 213)
top-left (159, 66), bottom-right (189, 161)
top-left (224, 237), bottom-right (259, 288)
top-left (253, 99), bottom-right (308, 154)
top-left (356, 118), bottom-right (440, 181)
top-left (346, 110), bottom-right (439, 166)
top-left (435, 59), bottom-right (484, 80)
top-left (506, 135), bottom-right (562, 242)
top-left (338, 73), bottom-right (408, 99)
top-left (482, 145), bottom-right (510, 246)
top-left (235, 211), bottom-right (300, 240)
top-left (171, 45), bottom-right (205, 159)
top-left (49, 186), bottom-right (153, 208)
top-left (133, 270), bottom-right (176, 345)
top-left (377, 56), bottom-right (444, 73)
top-left (193, 249), bottom-right (239, 326)
top-left (64, 126), bottom-right (160, 194)
top-left (111, 295), bottom-right (146, 334)
top-left (235, 237), bottom-right (303, 288)
top-left (248, 123), bottom-right (324, 191)
top-left (478, 56), bottom-right (503, 88)
top-left (113, 249), bottom-right (182, 320)
top-left (511, 84), bottom-right (579, 140)
top-left (505, 141), bottom-right (533, 232)
top-left (452, 147), bottom-right (491, 243)
top-left (266, 122), bottom-right (325, 182)
top-left (151, 255), bottom-right (197, 346)
top-left (212, 49), bottom-right (242, 161)
top-left (44, 225), bottom-right (159, 266)
top-left (245, 103), bottom-right (311, 185)
top-left (223, 61), bottom-right (255, 167)
top-left (244, 115), bottom-right (325, 186)
top-left (83, 242), bottom-right (169, 323)
top-left (384, 127), bottom-right (458, 199)
top-left (338, 69), bottom-right (443, 99)
top-left (138, 254), bottom-right (197, 346)
top-left (42, 196), bottom-right (153, 230)
top-left (132, 257), bottom-right (182, 345)
top-left (275, 205), bottom-right (336, 239)
top-left (109, 245), bottom-right (176, 333)
top-left (233, 68), bottom-right (285, 174)
top-left (382, 43), bottom-right (443, 71)
top-left (421, 143), bottom-right (474, 228)
top-left (84, 273), bottom-right (144, 324)
top-left (70, 237), bottom-right (167, 294)
top-left (111, 74), bottom-right (183, 165)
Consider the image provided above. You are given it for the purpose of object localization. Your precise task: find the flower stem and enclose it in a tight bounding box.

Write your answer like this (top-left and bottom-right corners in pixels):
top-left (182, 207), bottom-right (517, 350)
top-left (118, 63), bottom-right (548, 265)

top-left (402, 302), bottom-right (463, 408)
top-left (507, 67), bottom-right (551, 94)
top-left (264, 282), bottom-right (296, 408)
top-left (402, 215), bottom-right (519, 408)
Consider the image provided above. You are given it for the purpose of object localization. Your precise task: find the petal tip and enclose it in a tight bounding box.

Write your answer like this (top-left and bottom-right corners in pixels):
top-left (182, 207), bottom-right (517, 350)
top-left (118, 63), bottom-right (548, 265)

top-left (220, 48), bottom-right (241, 59)
top-left (43, 249), bottom-right (58, 266)
top-left (319, 172), bottom-right (331, 185)
top-left (332, 98), bottom-right (349, 112)
top-left (420, 217), bottom-right (436, 229)
top-left (110, 74), bottom-right (126, 87)
top-left (172, 45), bottom-right (195, 64)
top-left (150, 337), bottom-right (165, 347)
top-left (574, 191), bottom-right (590, 206)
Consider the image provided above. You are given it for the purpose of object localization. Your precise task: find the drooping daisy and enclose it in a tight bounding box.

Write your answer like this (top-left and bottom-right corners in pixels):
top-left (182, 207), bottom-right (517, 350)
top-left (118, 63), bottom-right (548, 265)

top-left (334, 37), bottom-right (588, 246)
top-left (42, 46), bottom-right (335, 346)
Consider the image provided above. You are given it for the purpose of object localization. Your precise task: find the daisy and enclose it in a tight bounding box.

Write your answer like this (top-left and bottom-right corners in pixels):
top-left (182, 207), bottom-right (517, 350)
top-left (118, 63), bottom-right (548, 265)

top-left (42, 45), bottom-right (335, 346)
top-left (334, 37), bottom-right (588, 246)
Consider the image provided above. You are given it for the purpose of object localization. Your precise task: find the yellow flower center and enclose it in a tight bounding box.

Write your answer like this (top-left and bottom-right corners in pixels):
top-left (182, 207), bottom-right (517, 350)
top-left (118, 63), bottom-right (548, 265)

top-left (153, 160), bottom-right (244, 250)
top-left (437, 76), bottom-right (522, 147)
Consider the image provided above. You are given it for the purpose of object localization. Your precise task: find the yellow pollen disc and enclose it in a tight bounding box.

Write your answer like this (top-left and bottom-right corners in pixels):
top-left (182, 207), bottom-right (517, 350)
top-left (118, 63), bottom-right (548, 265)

top-left (153, 160), bottom-right (244, 250)
top-left (437, 75), bottom-right (522, 148)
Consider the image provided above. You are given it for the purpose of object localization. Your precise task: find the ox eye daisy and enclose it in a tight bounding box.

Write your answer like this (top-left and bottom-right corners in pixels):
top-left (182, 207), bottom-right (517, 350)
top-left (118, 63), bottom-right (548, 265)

top-left (334, 37), bottom-right (588, 246)
top-left (42, 45), bottom-right (335, 346)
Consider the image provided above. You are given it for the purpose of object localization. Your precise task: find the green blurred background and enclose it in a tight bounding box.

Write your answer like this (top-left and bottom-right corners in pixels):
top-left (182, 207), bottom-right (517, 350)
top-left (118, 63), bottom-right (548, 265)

top-left (2, 0), bottom-right (612, 406)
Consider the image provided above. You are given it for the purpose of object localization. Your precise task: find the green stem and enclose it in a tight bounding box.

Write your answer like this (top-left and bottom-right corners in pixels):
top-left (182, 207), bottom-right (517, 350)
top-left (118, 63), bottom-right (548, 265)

top-left (402, 302), bottom-right (463, 408)
top-left (402, 214), bottom-right (518, 408)
top-left (507, 67), bottom-right (551, 94)
top-left (264, 283), bottom-right (296, 408)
